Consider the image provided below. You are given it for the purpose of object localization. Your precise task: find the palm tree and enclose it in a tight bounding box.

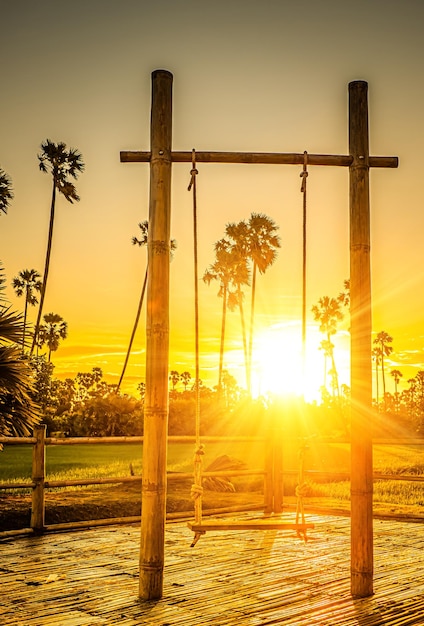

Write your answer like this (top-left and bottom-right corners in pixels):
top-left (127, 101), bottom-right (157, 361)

top-left (0, 265), bottom-right (40, 435)
top-left (31, 140), bottom-right (84, 353)
top-left (390, 368), bottom-right (403, 412)
top-left (372, 347), bottom-right (382, 408)
top-left (180, 371), bottom-right (191, 391)
top-left (312, 295), bottom-right (344, 397)
top-left (37, 312), bottom-right (68, 362)
top-left (204, 239), bottom-right (244, 393)
top-left (0, 168), bottom-right (13, 216)
top-left (245, 213), bottom-right (281, 391)
top-left (169, 370), bottom-right (180, 391)
top-left (12, 269), bottom-right (42, 352)
top-left (223, 222), bottom-right (251, 390)
top-left (373, 331), bottom-right (393, 409)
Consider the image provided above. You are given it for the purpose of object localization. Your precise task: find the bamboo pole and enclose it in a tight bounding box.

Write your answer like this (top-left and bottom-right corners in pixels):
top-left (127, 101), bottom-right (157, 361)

top-left (349, 80), bottom-right (373, 598)
top-left (30, 424), bottom-right (46, 532)
top-left (121, 150), bottom-right (398, 168)
top-left (139, 69), bottom-right (173, 601)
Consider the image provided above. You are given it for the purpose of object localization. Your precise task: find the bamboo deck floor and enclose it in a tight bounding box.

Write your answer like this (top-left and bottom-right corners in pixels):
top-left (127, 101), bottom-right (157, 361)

top-left (1, 513), bottom-right (424, 625)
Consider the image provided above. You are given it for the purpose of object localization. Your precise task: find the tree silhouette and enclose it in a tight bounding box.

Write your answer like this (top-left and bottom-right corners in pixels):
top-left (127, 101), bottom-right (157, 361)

top-left (37, 312), bottom-right (68, 362)
top-left (312, 295), bottom-right (344, 397)
top-left (204, 239), bottom-right (246, 393)
top-left (12, 269), bottom-right (42, 352)
top-left (390, 368), bottom-right (403, 412)
top-left (169, 370), bottom-right (180, 390)
top-left (0, 168), bottom-right (13, 216)
top-left (0, 265), bottom-right (40, 435)
top-left (31, 140), bottom-right (84, 353)
top-left (373, 331), bottom-right (393, 410)
top-left (180, 371), bottom-right (191, 391)
top-left (223, 221), bottom-right (251, 390)
top-left (372, 347), bottom-right (382, 408)
top-left (227, 213), bottom-right (281, 393)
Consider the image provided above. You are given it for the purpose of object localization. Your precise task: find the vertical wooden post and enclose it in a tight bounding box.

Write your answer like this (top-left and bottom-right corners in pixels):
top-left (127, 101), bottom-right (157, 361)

top-left (139, 69), bottom-right (173, 601)
top-left (31, 423), bottom-right (46, 532)
top-left (273, 408), bottom-right (283, 514)
top-left (264, 425), bottom-right (274, 514)
top-left (349, 80), bottom-right (373, 598)
top-left (264, 402), bottom-right (283, 514)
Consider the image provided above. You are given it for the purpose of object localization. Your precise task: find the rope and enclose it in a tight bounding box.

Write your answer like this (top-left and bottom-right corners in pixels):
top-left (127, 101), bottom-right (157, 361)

top-left (188, 149), bottom-right (203, 527)
top-left (295, 442), bottom-right (309, 541)
top-left (300, 151), bottom-right (308, 397)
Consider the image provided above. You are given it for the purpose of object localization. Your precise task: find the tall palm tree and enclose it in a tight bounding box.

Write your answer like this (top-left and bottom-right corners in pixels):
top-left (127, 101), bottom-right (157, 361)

top-left (180, 371), bottom-right (191, 391)
top-left (373, 331), bottom-right (393, 409)
top-left (224, 221), bottom-right (251, 390)
top-left (12, 269), bottom-right (42, 352)
top-left (312, 295), bottom-right (344, 397)
top-left (169, 370), bottom-right (180, 391)
top-left (37, 312), bottom-right (68, 362)
top-left (0, 168), bottom-right (13, 216)
top-left (372, 346), bottom-right (382, 408)
top-left (0, 265), bottom-right (40, 435)
top-left (390, 368), bottom-right (403, 412)
top-left (31, 140), bottom-right (84, 353)
top-left (245, 213), bottom-right (281, 392)
top-left (203, 240), bottom-right (241, 393)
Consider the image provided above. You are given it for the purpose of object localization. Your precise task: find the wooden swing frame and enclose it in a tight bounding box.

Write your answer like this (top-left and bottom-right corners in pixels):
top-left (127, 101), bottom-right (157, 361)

top-left (185, 148), bottom-right (314, 546)
top-left (120, 70), bottom-right (398, 601)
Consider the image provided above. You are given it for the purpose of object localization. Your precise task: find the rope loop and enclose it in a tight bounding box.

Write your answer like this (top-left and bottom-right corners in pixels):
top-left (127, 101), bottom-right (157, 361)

top-left (194, 443), bottom-right (205, 457)
top-left (300, 150), bottom-right (308, 192)
top-left (187, 148), bottom-right (198, 191)
top-left (295, 482), bottom-right (310, 498)
top-left (190, 483), bottom-right (204, 500)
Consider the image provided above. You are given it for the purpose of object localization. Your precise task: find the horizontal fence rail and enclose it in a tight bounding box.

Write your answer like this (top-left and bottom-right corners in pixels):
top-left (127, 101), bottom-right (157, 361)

top-left (1, 427), bottom-right (424, 536)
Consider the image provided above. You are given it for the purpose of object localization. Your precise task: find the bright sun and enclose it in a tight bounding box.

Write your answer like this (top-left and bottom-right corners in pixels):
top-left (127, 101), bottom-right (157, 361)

top-left (251, 323), bottom-right (332, 402)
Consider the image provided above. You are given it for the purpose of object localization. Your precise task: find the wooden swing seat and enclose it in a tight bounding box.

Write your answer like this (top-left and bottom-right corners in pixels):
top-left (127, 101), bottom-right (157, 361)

top-left (187, 519), bottom-right (314, 533)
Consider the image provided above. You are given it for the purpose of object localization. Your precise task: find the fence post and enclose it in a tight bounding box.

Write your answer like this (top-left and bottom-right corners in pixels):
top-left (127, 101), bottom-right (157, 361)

top-left (264, 426), bottom-right (274, 513)
top-left (264, 403), bottom-right (283, 514)
top-left (273, 419), bottom-right (283, 514)
top-left (31, 423), bottom-right (46, 532)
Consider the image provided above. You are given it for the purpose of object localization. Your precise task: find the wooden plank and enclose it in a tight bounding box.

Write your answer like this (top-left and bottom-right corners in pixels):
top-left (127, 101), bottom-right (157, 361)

top-left (2, 513), bottom-right (424, 625)
top-left (120, 150), bottom-right (398, 168)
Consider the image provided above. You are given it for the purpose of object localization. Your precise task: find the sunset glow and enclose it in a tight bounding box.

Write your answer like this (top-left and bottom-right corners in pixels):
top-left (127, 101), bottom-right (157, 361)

top-left (1, 2), bottom-right (423, 404)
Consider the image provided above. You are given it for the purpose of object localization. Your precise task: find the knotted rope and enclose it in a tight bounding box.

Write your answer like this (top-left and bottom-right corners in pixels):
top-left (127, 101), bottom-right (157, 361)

top-left (300, 151), bottom-right (308, 397)
top-left (188, 149), bottom-right (203, 529)
top-left (295, 442), bottom-right (309, 541)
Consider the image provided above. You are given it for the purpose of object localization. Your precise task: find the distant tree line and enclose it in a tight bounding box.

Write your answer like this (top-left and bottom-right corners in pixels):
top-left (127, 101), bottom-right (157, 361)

top-left (1, 147), bottom-right (424, 440)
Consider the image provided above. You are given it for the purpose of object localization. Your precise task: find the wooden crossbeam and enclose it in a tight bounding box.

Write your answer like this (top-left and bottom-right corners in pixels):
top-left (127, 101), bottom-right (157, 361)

top-left (120, 150), bottom-right (398, 168)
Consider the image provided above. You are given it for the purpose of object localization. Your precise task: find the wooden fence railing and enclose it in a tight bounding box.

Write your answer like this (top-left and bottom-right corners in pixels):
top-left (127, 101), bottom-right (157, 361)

top-left (1, 424), bottom-right (424, 535)
top-left (0, 424), bottom-right (271, 533)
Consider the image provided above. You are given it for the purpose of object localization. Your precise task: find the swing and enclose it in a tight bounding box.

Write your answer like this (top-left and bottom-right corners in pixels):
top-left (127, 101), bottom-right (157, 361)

top-left (186, 150), bottom-right (314, 546)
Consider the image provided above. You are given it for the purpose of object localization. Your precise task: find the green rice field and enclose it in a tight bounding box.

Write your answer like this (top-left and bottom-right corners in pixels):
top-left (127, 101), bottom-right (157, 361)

top-left (1, 440), bottom-right (424, 512)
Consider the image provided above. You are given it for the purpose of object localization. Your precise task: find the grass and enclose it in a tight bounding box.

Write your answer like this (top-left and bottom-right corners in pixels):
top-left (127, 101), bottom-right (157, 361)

top-left (1, 440), bottom-right (424, 516)
top-left (0, 441), bottom-right (266, 484)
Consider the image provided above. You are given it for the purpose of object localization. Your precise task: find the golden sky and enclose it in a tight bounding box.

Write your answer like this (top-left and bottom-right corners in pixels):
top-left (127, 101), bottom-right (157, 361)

top-left (1, 0), bottom-right (424, 399)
